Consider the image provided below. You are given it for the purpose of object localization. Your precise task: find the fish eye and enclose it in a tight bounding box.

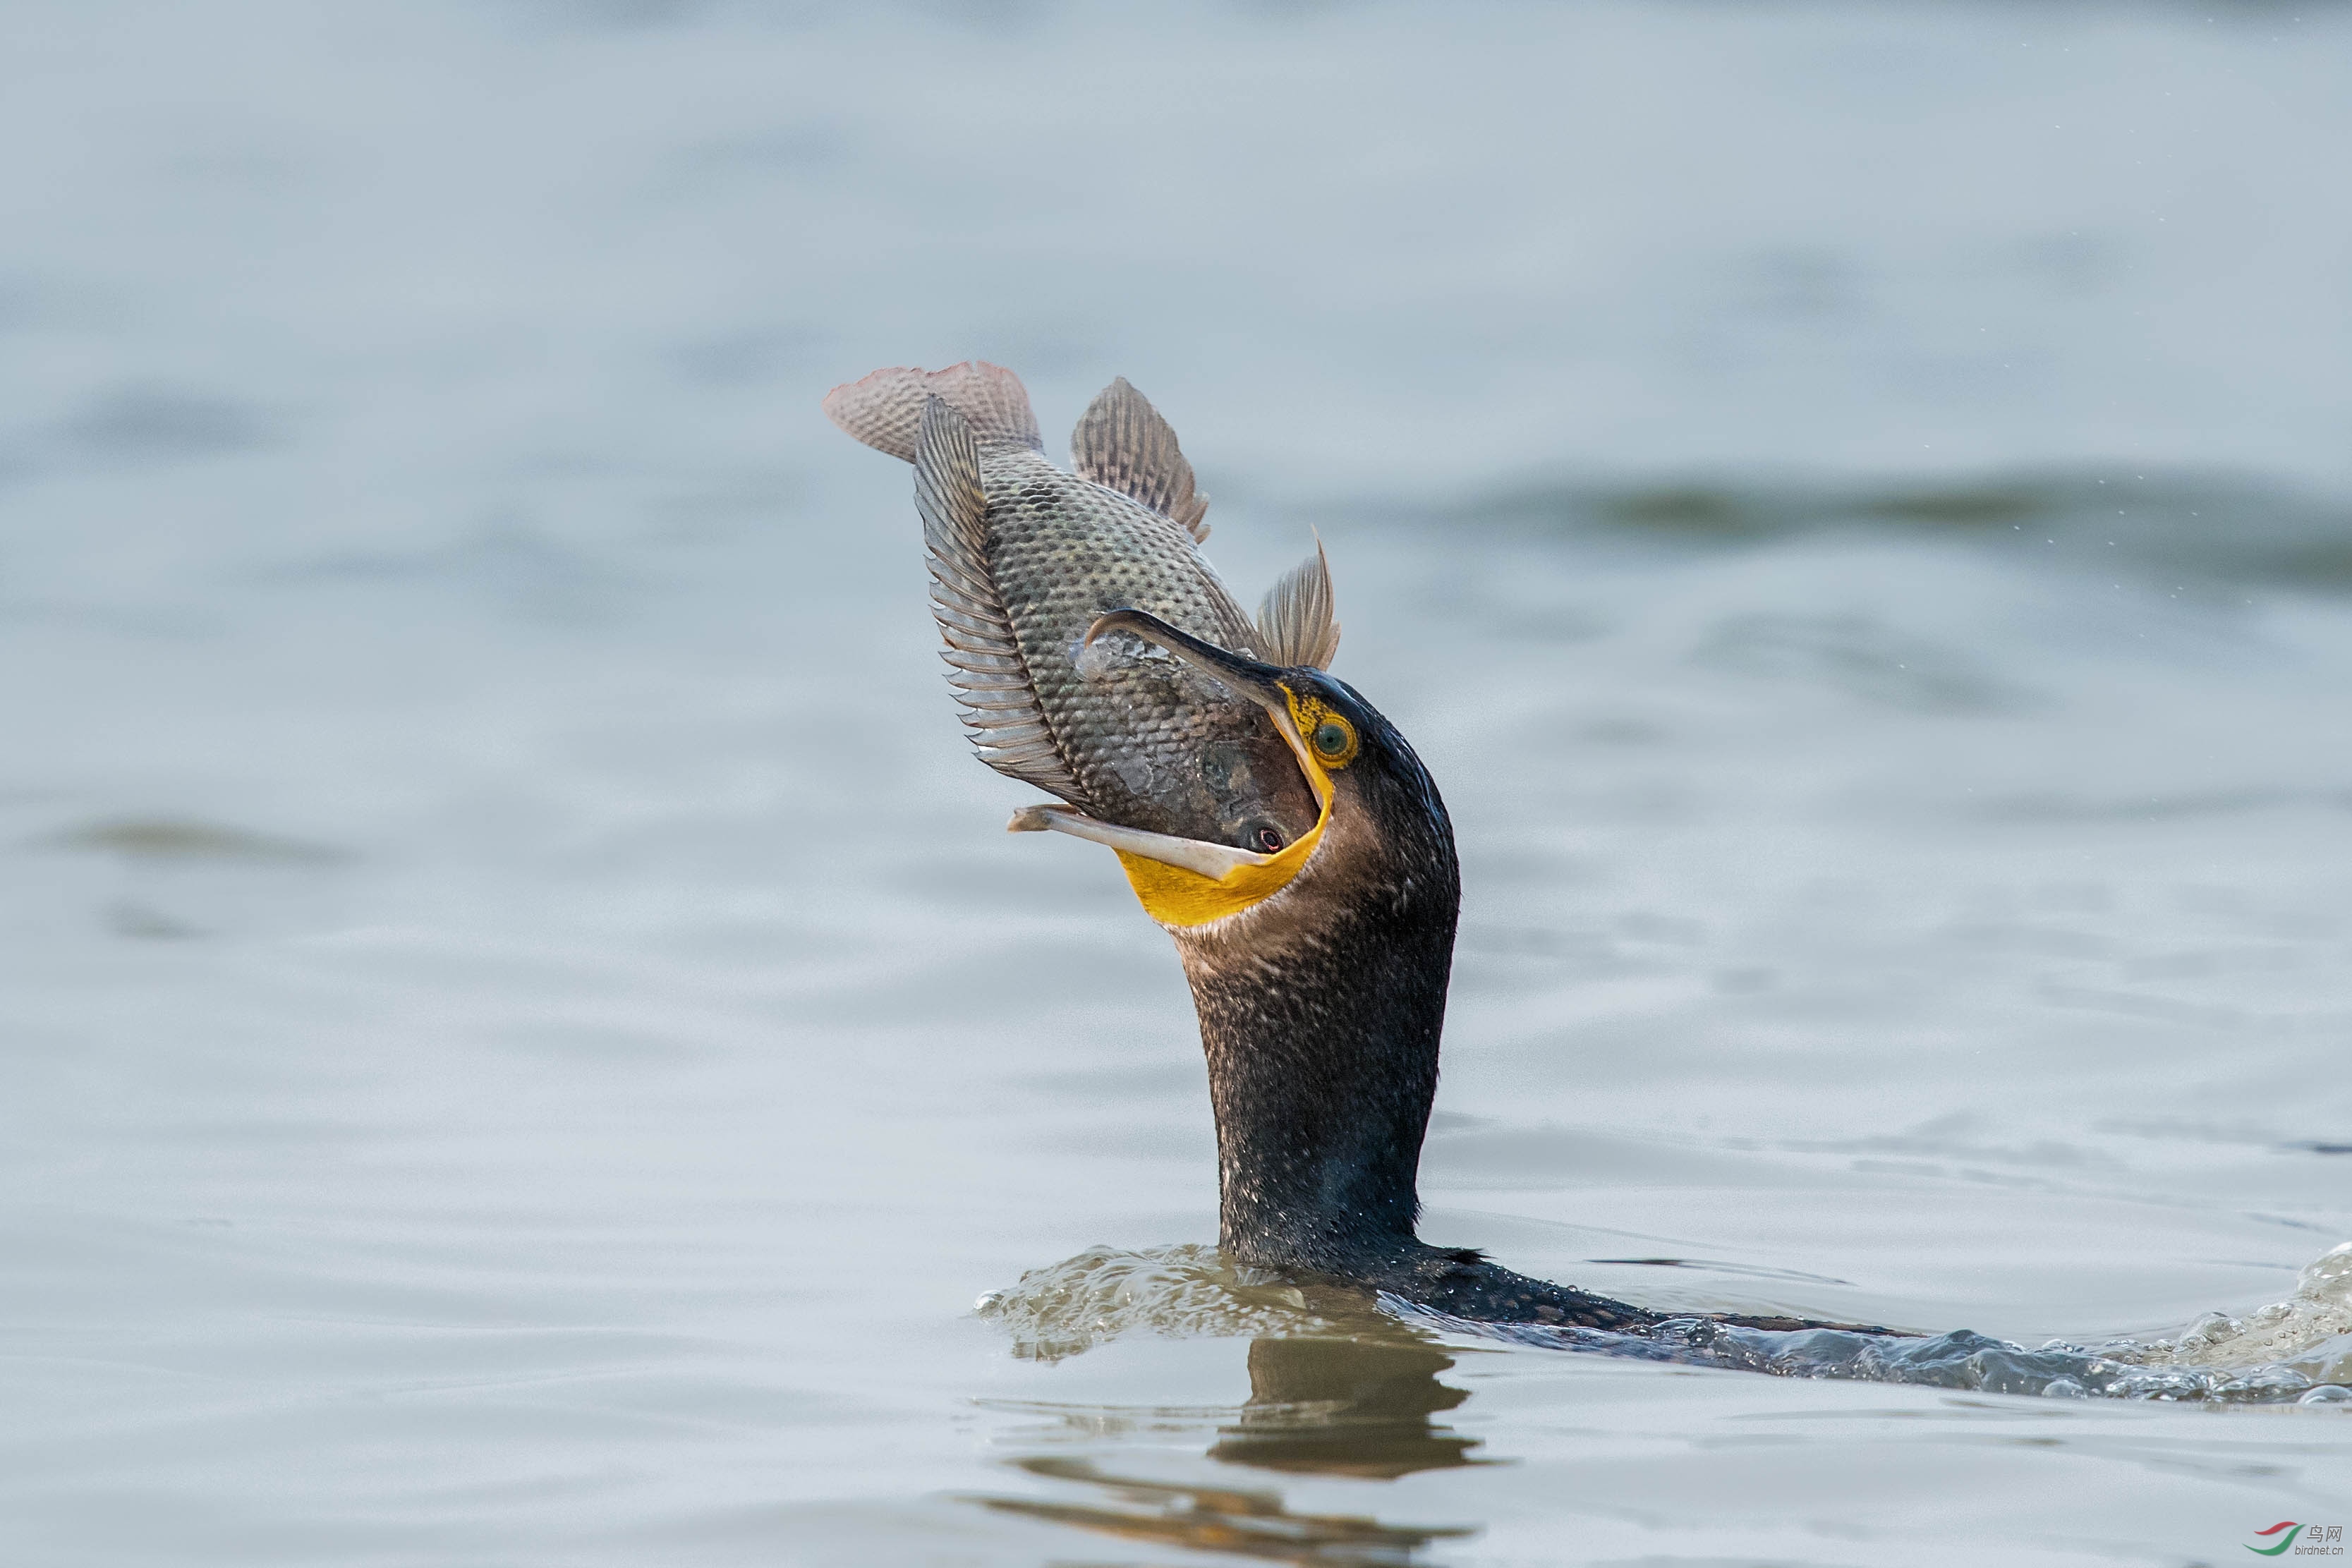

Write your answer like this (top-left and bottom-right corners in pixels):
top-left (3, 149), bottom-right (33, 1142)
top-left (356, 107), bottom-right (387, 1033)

top-left (1252, 825), bottom-right (1284, 853)
top-left (1314, 720), bottom-right (1350, 757)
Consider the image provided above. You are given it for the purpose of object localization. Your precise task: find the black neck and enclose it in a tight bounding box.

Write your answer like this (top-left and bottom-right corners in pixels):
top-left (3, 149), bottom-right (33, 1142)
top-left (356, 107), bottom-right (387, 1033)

top-left (1175, 853), bottom-right (1459, 1275)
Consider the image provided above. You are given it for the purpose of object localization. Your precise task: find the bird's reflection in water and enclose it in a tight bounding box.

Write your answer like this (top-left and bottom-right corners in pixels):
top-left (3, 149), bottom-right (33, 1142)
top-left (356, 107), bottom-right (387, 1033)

top-left (1211, 1337), bottom-right (1482, 1478)
top-left (974, 1337), bottom-right (1485, 1564)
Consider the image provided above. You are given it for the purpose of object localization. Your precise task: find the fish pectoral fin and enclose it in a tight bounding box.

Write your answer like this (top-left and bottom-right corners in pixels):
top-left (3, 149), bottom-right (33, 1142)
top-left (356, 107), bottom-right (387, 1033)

top-left (914, 399), bottom-right (1084, 803)
top-left (1006, 804), bottom-right (1270, 880)
top-left (1071, 377), bottom-right (1211, 544)
top-left (1254, 537), bottom-right (1341, 671)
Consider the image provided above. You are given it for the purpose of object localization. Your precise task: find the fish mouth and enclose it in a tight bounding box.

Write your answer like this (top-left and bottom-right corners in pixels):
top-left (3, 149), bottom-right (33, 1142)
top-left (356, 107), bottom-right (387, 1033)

top-left (1005, 610), bottom-right (1332, 926)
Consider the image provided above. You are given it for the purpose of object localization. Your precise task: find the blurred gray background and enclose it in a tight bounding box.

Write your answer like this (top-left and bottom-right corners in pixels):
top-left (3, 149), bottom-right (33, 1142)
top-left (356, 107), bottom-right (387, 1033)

top-left (4, 4), bottom-right (2349, 1564)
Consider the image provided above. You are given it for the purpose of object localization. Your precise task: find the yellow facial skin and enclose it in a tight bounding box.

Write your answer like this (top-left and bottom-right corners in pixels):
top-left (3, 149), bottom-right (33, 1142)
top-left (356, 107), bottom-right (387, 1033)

top-left (1290, 692), bottom-right (1359, 772)
top-left (1117, 686), bottom-right (1359, 928)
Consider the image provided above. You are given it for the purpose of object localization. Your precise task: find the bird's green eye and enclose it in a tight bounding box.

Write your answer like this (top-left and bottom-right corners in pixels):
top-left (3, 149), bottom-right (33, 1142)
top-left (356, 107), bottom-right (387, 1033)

top-left (1283, 691), bottom-right (1360, 771)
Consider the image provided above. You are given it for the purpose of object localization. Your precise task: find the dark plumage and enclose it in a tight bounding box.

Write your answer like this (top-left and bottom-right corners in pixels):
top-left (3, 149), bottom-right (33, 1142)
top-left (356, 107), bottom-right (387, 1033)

top-left (828, 365), bottom-right (1891, 1338)
top-left (1089, 609), bottom-right (1891, 1337)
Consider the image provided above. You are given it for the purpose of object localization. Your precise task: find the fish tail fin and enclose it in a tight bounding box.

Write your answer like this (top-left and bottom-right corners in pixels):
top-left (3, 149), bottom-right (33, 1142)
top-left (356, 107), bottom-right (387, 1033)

top-left (1255, 537), bottom-right (1341, 670)
top-left (823, 361), bottom-right (1043, 460)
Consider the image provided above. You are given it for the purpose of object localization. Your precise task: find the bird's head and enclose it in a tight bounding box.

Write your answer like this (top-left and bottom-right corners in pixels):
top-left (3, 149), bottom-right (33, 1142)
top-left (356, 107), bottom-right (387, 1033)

top-left (1011, 608), bottom-right (1455, 939)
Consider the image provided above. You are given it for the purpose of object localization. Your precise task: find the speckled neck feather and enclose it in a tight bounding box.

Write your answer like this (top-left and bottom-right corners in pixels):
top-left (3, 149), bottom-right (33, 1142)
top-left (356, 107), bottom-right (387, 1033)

top-left (1170, 701), bottom-right (1889, 1337)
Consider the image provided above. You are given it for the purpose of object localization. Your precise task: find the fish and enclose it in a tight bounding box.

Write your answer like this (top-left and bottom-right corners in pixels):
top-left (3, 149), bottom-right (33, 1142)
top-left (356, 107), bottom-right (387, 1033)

top-left (823, 361), bottom-right (1338, 856)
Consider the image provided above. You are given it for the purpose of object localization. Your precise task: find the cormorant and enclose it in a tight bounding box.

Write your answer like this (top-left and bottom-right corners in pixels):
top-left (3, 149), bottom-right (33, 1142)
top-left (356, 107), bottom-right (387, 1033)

top-left (1019, 608), bottom-right (1882, 1335)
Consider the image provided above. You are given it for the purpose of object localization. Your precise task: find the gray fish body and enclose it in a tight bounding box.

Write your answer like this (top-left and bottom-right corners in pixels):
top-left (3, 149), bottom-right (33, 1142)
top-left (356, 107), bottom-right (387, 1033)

top-left (970, 444), bottom-right (1313, 846)
top-left (825, 363), bottom-right (1337, 853)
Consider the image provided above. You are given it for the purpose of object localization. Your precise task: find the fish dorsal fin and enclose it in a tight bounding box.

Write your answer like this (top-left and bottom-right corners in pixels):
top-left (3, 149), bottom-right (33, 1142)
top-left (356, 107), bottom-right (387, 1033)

top-left (912, 396), bottom-right (1084, 803)
top-left (1071, 377), bottom-right (1211, 543)
top-left (825, 361), bottom-right (1043, 461)
top-left (1254, 539), bottom-right (1341, 671)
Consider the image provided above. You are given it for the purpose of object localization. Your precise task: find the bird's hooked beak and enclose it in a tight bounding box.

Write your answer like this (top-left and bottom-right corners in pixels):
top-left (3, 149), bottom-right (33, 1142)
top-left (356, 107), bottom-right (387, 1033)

top-left (1087, 609), bottom-right (1330, 788)
top-left (1005, 609), bottom-right (1335, 928)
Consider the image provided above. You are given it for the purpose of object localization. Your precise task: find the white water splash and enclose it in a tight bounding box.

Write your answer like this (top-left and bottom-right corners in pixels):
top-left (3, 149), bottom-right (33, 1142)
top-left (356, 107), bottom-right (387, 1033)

top-left (2104, 1241), bottom-right (2352, 1394)
top-left (976, 1244), bottom-right (1338, 1363)
top-left (986, 1242), bottom-right (2352, 1407)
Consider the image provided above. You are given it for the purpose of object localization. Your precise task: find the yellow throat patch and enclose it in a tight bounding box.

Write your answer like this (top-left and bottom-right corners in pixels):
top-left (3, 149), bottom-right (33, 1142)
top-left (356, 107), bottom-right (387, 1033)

top-left (1116, 688), bottom-right (1353, 928)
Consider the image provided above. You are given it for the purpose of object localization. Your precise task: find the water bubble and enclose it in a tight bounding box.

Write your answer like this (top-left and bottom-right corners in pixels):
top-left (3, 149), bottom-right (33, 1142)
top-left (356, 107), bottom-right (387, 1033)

top-left (975, 1244), bottom-right (1338, 1361)
top-left (2298, 1384), bottom-right (2352, 1406)
top-left (2179, 1311), bottom-right (2243, 1348)
top-left (2041, 1377), bottom-right (2087, 1399)
top-left (2298, 1241), bottom-right (2352, 1301)
top-left (2214, 1366), bottom-right (2311, 1400)
top-left (2109, 1368), bottom-right (2211, 1400)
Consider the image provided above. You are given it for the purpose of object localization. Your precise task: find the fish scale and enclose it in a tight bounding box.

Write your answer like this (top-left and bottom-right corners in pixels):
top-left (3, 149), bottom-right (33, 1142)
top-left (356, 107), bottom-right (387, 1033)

top-left (824, 361), bottom-right (1333, 853)
top-left (980, 446), bottom-right (1287, 841)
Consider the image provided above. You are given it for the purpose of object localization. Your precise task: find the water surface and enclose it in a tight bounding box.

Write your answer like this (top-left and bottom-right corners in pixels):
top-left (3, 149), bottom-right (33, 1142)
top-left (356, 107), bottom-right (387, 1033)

top-left (4, 2), bottom-right (2350, 1562)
